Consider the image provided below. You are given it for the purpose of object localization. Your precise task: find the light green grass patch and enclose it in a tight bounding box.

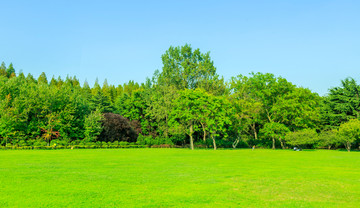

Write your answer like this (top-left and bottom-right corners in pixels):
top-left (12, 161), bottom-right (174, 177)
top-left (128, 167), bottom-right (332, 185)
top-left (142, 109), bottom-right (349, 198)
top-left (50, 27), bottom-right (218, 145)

top-left (0, 149), bottom-right (359, 207)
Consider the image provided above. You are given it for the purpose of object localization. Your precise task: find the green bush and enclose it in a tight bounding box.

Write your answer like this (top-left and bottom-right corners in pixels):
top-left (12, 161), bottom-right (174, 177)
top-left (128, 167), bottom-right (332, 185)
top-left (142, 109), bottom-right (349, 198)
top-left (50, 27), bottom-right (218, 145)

top-left (317, 130), bottom-right (341, 149)
top-left (50, 139), bottom-right (69, 146)
top-left (136, 134), bottom-right (152, 145)
top-left (137, 134), bottom-right (174, 146)
top-left (285, 129), bottom-right (318, 148)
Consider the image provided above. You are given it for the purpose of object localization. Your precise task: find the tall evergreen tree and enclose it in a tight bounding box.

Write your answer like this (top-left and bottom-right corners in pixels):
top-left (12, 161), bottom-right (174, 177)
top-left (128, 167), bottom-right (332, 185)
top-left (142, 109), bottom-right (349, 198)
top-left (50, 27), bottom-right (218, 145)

top-left (6, 63), bottom-right (15, 78)
top-left (38, 72), bottom-right (48, 85)
top-left (0, 62), bottom-right (7, 77)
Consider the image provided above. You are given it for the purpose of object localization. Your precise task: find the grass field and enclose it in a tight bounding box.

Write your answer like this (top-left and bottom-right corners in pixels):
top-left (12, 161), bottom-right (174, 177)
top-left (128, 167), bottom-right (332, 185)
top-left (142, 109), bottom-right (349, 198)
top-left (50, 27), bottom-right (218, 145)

top-left (0, 149), bottom-right (359, 208)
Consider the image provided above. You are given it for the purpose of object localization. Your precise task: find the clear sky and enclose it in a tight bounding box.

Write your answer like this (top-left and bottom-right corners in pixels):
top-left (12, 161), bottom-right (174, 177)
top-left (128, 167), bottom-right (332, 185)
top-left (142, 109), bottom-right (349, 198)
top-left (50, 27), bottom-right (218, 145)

top-left (1, 0), bottom-right (359, 95)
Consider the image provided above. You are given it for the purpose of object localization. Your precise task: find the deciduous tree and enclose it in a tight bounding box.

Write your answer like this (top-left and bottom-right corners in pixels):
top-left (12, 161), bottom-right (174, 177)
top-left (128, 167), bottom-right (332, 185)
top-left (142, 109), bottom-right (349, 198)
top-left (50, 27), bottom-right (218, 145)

top-left (338, 119), bottom-right (360, 152)
top-left (260, 122), bottom-right (289, 149)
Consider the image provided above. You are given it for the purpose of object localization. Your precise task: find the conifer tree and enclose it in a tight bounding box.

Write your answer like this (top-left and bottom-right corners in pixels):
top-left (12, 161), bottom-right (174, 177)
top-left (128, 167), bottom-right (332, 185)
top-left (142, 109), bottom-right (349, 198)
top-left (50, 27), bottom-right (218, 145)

top-left (6, 63), bottom-right (15, 78)
top-left (38, 72), bottom-right (48, 85)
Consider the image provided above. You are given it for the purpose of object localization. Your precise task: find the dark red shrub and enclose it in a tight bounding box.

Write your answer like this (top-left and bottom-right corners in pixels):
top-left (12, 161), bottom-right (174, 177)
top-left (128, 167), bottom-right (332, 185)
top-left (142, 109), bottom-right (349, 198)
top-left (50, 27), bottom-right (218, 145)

top-left (99, 113), bottom-right (138, 142)
top-left (130, 120), bottom-right (142, 135)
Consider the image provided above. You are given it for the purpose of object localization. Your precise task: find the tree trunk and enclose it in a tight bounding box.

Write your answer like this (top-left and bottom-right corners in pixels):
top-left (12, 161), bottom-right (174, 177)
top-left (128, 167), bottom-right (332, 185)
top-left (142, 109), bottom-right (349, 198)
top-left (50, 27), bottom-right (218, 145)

top-left (212, 135), bottom-right (217, 150)
top-left (189, 125), bottom-right (194, 150)
top-left (164, 130), bottom-right (168, 139)
top-left (164, 115), bottom-right (169, 138)
top-left (272, 138), bottom-right (275, 150)
top-left (200, 122), bottom-right (206, 142)
top-left (346, 142), bottom-right (351, 152)
top-left (279, 138), bottom-right (285, 149)
top-left (251, 123), bottom-right (258, 140)
top-left (266, 109), bottom-right (273, 122)
top-left (232, 137), bottom-right (240, 148)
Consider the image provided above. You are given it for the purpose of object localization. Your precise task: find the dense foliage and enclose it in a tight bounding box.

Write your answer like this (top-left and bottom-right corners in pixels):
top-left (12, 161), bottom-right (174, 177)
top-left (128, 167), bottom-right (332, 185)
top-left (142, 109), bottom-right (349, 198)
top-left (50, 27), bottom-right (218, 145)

top-left (1, 44), bottom-right (360, 150)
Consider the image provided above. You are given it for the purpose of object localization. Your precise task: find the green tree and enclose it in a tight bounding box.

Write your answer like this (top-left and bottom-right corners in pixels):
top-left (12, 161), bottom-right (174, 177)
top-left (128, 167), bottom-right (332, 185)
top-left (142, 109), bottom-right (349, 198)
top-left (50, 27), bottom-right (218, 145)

top-left (245, 72), bottom-right (295, 123)
top-left (0, 62), bottom-right (7, 77)
top-left (122, 80), bottom-right (140, 95)
top-left (322, 78), bottom-right (360, 128)
top-left (26, 73), bottom-right (37, 84)
top-left (205, 94), bottom-right (232, 150)
top-left (49, 76), bottom-right (58, 87)
top-left (260, 122), bottom-right (289, 149)
top-left (271, 87), bottom-right (322, 131)
top-left (156, 44), bottom-right (222, 93)
top-left (169, 89), bottom-right (204, 150)
top-left (338, 119), bottom-right (360, 152)
top-left (229, 75), bottom-right (263, 140)
top-left (115, 91), bottom-right (144, 121)
top-left (38, 72), bottom-right (48, 85)
top-left (285, 129), bottom-right (318, 149)
top-left (172, 88), bottom-right (231, 149)
top-left (90, 90), bottom-right (113, 113)
top-left (6, 63), bottom-right (15, 78)
top-left (0, 94), bottom-right (17, 146)
top-left (56, 76), bottom-right (64, 88)
top-left (114, 88), bottom-right (150, 135)
top-left (146, 85), bottom-right (178, 138)
top-left (318, 129), bottom-right (340, 149)
top-left (82, 80), bottom-right (92, 95)
top-left (84, 109), bottom-right (104, 142)
top-left (229, 73), bottom-right (295, 142)
top-left (102, 79), bottom-right (114, 102)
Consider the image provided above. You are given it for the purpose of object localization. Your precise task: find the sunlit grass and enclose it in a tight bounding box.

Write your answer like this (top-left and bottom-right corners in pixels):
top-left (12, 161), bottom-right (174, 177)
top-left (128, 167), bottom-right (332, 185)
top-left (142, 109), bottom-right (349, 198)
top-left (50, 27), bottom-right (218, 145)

top-left (0, 149), bottom-right (359, 207)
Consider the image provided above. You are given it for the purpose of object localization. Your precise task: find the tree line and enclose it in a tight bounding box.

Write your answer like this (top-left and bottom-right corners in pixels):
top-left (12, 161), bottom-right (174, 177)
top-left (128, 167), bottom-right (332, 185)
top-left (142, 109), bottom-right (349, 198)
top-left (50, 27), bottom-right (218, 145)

top-left (1, 44), bottom-right (360, 151)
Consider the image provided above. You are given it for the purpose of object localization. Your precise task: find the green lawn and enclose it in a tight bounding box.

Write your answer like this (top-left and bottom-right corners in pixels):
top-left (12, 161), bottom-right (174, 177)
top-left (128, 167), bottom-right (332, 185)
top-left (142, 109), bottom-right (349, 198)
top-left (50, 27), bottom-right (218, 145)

top-left (0, 149), bottom-right (359, 207)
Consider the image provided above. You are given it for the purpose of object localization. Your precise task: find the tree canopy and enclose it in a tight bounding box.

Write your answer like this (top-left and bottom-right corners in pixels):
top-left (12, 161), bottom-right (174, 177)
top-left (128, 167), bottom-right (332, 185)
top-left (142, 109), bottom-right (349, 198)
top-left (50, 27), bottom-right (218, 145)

top-left (0, 45), bottom-right (360, 151)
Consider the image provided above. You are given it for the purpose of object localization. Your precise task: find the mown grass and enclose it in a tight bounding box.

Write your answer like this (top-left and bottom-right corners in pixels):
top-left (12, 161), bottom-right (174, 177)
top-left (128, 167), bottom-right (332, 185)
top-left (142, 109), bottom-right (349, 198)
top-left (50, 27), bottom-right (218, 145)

top-left (0, 149), bottom-right (359, 207)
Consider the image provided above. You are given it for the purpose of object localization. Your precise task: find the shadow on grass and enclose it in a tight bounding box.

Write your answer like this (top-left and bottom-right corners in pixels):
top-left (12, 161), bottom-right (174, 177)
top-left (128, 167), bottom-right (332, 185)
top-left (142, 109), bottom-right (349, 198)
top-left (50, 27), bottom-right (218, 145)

top-left (337, 149), bottom-right (360, 152)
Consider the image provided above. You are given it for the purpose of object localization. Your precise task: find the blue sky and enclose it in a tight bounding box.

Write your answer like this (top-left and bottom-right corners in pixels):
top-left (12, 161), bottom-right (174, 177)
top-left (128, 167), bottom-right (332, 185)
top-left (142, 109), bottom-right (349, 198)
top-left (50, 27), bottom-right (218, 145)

top-left (1, 0), bottom-right (359, 95)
